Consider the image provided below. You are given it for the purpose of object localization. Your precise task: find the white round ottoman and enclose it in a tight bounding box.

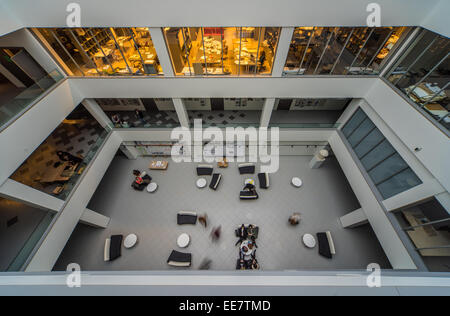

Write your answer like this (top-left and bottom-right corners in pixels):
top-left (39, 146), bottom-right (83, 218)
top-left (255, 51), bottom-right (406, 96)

top-left (146, 182), bottom-right (158, 193)
top-left (124, 234), bottom-right (138, 249)
top-left (196, 178), bottom-right (207, 188)
top-left (177, 233), bottom-right (190, 248)
top-left (291, 177), bottom-right (303, 188)
top-left (302, 234), bottom-right (316, 248)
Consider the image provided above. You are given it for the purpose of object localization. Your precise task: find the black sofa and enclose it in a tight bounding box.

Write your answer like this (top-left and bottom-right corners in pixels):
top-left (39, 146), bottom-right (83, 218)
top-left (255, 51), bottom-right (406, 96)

top-left (104, 235), bottom-right (123, 262)
top-left (209, 173), bottom-right (222, 190)
top-left (258, 172), bottom-right (270, 189)
top-left (238, 163), bottom-right (255, 174)
top-left (177, 211), bottom-right (198, 225)
top-left (197, 164), bottom-right (214, 176)
top-left (167, 250), bottom-right (192, 267)
top-left (317, 231), bottom-right (336, 259)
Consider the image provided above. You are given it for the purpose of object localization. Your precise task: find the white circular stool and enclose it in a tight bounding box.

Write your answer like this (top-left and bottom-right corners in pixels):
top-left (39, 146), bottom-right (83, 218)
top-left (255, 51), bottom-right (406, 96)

top-left (124, 234), bottom-right (138, 249)
top-left (291, 177), bottom-right (303, 188)
top-left (146, 182), bottom-right (158, 193)
top-left (244, 178), bottom-right (255, 185)
top-left (302, 234), bottom-right (316, 248)
top-left (177, 233), bottom-right (190, 248)
top-left (196, 178), bottom-right (207, 188)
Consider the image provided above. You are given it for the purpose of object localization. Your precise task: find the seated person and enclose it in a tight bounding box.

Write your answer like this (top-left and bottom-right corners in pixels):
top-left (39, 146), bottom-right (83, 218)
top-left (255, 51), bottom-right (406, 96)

top-left (288, 213), bottom-right (301, 225)
top-left (239, 183), bottom-right (259, 200)
top-left (131, 171), bottom-right (152, 190)
top-left (57, 150), bottom-right (83, 164)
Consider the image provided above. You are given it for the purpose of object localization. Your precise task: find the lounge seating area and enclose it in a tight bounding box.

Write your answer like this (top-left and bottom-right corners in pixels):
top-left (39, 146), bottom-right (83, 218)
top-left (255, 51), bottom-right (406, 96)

top-left (53, 155), bottom-right (391, 271)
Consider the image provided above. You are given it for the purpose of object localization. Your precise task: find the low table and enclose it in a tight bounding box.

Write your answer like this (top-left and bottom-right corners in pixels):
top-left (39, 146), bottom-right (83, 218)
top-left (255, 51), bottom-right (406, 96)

top-left (291, 177), bottom-right (303, 188)
top-left (149, 160), bottom-right (168, 170)
top-left (124, 234), bottom-right (138, 249)
top-left (196, 178), bottom-right (207, 188)
top-left (147, 182), bottom-right (158, 193)
top-left (177, 233), bottom-right (190, 248)
top-left (302, 234), bottom-right (316, 248)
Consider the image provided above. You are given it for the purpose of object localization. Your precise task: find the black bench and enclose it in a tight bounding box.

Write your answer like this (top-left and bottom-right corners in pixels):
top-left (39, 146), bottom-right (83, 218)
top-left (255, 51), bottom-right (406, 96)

top-left (167, 250), bottom-right (192, 267)
top-left (238, 163), bottom-right (255, 174)
top-left (197, 164), bottom-right (213, 176)
top-left (177, 212), bottom-right (197, 225)
top-left (258, 172), bottom-right (270, 189)
top-left (104, 235), bottom-right (123, 262)
top-left (209, 173), bottom-right (222, 190)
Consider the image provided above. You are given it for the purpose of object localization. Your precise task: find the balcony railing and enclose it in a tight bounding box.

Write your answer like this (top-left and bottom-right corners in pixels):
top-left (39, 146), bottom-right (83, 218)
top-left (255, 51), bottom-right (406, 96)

top-left (0, 69), bottom-right (64, 130)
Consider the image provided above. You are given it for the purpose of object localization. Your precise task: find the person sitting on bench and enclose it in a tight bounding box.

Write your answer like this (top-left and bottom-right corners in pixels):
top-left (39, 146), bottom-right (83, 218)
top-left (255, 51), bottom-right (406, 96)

top-left (239, 183), bottom-right (259, 200)
top-left (131, 171), bottom-right (152, 191)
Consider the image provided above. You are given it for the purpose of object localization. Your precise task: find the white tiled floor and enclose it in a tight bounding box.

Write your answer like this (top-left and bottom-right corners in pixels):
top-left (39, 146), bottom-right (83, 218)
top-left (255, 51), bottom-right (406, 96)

top-left (54, 155), bottom-right (391, 271)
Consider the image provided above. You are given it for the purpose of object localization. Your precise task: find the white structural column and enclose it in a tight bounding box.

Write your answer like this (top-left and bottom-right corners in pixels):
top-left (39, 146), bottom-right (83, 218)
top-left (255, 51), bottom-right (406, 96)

top-left (80, 209), bottom-right (110, 228)
top-left (26, 132), bottom-right (122, 272)
top-left (260, 98), bottom-right (276, 127)
top-left (0, 179), bottom-right (110, 228)
top-left (119, 144), bottom-right (139, 160)
top-left (82, 99), bottom-right (113, 130)
top-left (148, 27), bottom-right (175, 77)
top-left (340, 208), bottom-right (369, 228)
top-left (173, 98), bottom-right (190, 128)
top-left (329, 131), bottom-right (417, 269)
top-left (0, 63), bottom-right (25, 88)
top-left (271, 27), bottom-right (294, 77)
top-left (0, 179), bottom-right (64, 212)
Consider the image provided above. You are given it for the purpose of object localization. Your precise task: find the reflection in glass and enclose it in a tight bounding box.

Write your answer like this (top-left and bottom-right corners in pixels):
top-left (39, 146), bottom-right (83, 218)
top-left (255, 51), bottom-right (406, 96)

top-left (284, 26), bottom-right (408, 76)
top-left (386, 28), bottom-right (450, 131)
top-left (394, 198), bottom-right (450, 272)
top-left (342, 107), bottom-right (422, 199)
top-left (163, 27), bottom-right (280, 76)
top-left (34, 28), bottom-right (162, 76)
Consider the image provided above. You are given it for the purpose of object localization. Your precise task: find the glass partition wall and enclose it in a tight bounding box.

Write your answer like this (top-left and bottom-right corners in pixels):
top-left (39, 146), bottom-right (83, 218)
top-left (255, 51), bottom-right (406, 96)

top-left (385, 28), bottom-right (450, 131)
top-left (393, 197), bottom-right (450, 272)
top-left (284, 26), bottom-right (410, 76)
top-left (163, 27), bottom-right (280, 76)
top-left (34, 28), bottom-right (162, 76)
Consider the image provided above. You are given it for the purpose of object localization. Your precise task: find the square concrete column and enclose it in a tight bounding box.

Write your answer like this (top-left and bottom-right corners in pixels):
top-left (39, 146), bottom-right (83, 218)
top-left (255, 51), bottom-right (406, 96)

top-left (148, 27), bottom-right (175, 77)
top-left (82, 99), bottom-right (113, 130)
top-left (260, 98), bottom-right (276, 128)
top-left (271, 27), bottom-right (294, 77)
top-left (173, 98), bottom-right (190, 128)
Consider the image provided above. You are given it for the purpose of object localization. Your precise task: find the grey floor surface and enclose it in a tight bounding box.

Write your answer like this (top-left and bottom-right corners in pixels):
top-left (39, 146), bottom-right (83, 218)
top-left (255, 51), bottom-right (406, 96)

top-left (54, 155), bottom-right (391, 271)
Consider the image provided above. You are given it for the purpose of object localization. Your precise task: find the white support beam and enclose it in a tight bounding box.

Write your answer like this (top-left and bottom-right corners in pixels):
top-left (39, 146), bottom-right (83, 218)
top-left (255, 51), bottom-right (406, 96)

top-left (260, 98), bottom-right (275, 127)
top-left (435, 191), bottom-right (450, 215)
top-left (340, 208), bottom-right (369, 228)
top-left (329, 131), bottom-right (417, 270)
top-left (148, 27), bottom-right (175, 77)
top-left (173, 98), bottom-right (189, 128)
top-left (0, 179), bottom-right (110, 228)
top-left (82, 99), bottom-right (113, 130)
top-left (0, 179), bottom-right (63, 212)
top-left (272, 27), bottom-right (294, 77)
top-left (80, 209), bottom-right (110, 229)
top-left (25, 132), bottom-right (122, 272)
top-left (0, 63), bottom-right (25, 88)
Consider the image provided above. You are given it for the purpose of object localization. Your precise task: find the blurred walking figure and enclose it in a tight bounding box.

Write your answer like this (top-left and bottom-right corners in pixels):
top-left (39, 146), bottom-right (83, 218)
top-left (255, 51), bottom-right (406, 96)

top-left (288, 213), bottom-right (301, 225)
top-left (198, 213), bottom-right (208, 228)
top-left (210, 225), bottom-right (222, 242)
top-left (199, 258), bottom-right (212, 270)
